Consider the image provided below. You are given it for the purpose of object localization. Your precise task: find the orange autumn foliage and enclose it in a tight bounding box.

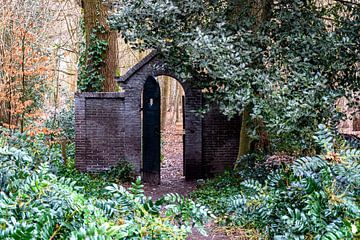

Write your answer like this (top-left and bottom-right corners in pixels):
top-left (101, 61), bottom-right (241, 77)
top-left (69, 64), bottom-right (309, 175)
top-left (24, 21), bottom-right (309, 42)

top-left (27, 126), bottom-right (61, 137)
top-left (0, 9), bottom-right (51, 132)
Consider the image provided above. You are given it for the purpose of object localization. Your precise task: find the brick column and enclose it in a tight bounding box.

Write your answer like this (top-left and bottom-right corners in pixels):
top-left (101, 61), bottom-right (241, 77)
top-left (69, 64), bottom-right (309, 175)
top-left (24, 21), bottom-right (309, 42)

top-left (184, 88), bottom-right (203, 180)
top-left (75, 93), bottom-right (86, 171)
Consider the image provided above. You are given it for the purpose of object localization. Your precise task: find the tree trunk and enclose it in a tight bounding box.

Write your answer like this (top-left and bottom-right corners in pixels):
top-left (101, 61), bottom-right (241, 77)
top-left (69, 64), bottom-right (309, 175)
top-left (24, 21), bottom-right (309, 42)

top-left (173, 83), bottom-right (180, 124)
top-left (20, 33), bottom-right (26, 133)
top-left (176, 86), bottom-right (184, 123)
top-left (160, 77), bottom-right (170, 130)
top-left (236, 0), bottom-right (273, 159)
top-left (81, 0), bottom-right (118, 92)
top-left (170, 81), bottom-right (178, 124)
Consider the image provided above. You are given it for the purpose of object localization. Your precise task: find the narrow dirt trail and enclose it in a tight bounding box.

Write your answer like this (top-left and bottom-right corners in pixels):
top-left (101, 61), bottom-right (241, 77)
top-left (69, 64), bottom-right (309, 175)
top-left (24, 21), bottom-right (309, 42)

top-left (143, 120), bottom-right (196, 199)
top-left (142, 120), bottom-right (232, 239)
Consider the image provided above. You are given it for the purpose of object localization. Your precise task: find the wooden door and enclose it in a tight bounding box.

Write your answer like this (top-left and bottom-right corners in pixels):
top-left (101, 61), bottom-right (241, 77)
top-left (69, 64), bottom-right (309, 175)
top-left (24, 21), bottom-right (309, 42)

top-left (142, 76), bottom-right (161, 184)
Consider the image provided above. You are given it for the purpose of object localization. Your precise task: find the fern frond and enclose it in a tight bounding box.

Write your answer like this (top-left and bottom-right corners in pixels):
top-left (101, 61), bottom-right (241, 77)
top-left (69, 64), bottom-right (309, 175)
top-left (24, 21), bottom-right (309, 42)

top-left (313, 124), bottom-right (335, 152)
top-left (292, 156), bottom-right (327, 177)
top-left (241, 179), bottom-right (264, 193)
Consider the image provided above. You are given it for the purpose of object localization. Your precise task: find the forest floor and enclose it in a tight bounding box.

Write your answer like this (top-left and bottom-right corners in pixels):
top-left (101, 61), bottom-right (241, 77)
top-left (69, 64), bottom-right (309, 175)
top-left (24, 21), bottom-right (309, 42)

top-left (142, 120), bottom-right (244, 240)
top-left (143, 120), bottom-right (196, 199)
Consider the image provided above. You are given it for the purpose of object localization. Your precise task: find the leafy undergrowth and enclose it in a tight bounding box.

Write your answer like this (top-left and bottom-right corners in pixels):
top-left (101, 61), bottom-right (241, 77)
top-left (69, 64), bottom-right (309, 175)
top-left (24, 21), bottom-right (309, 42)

top-left (192, 125), bottom-right (360, 239)
top-left (190, 172), bottom-right (242, 220)
top-left (0, 131), bottom-right (214, 239)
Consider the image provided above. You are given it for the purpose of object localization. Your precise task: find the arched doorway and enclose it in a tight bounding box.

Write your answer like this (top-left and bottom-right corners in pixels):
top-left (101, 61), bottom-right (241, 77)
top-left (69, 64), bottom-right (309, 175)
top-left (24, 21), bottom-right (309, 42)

top-left (116, 52), bottom-right (204, 182)
top-left (142, 75), bottom-right (185, 184)
top-left (158, 76), bottom-right (185, 184)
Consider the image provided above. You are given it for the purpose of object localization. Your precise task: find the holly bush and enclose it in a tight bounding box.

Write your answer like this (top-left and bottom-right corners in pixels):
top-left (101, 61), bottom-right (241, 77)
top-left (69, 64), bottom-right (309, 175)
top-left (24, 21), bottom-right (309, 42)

top-left (110, 0), bottom-right (360, 153)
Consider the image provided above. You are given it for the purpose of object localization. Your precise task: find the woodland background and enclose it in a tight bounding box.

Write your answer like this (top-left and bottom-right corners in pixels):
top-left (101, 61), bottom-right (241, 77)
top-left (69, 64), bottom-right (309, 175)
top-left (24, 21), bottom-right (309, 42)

top-left (0, 0), bottom-right (359, 239)
top-left (0, 0), bottom-right (185, 136)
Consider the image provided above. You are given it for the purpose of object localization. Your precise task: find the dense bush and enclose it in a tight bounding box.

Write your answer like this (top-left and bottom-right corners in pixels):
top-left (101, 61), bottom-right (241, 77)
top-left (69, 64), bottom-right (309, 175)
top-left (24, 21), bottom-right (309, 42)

top-left (111, 0), bottom-right (360, 154)
top-left (0, 131), bottom-right (213, 239)
top-left (55, 106), bottom-right (75, 142)
top-left (193, 125), bottom-right (360, 239)
top-left (102, 161), bottom-right (135, 183)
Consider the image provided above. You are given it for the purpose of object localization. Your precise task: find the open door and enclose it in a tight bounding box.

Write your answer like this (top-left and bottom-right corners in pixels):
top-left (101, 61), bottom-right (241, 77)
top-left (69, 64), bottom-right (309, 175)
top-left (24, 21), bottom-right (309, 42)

top-left (142, 76), bottom-right (161, 184)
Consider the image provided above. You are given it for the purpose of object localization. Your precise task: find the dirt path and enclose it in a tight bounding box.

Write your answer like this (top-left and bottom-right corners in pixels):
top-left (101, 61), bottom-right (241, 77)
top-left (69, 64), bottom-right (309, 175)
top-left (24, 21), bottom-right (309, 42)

top-left (143, 120), bottom-right (196, 199)
top-left (142, 121), bottom-right (232, 239)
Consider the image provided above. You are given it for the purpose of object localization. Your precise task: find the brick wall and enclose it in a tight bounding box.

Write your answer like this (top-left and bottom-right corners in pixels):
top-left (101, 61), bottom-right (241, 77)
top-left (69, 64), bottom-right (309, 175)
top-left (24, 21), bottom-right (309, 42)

top-left (75, 92), bottom-right (126, 172)
top-left (354, 115), bottom-right (360, 131)
top-left (202, 104), bottom-right (241, 177)
top-left (75, 52), bottom-right (242, 181)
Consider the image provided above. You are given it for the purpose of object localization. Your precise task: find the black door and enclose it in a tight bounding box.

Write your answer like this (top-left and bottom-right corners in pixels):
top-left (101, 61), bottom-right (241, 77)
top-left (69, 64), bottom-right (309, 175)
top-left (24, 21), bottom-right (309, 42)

top-left (143, 76), bottom-right (161, 184)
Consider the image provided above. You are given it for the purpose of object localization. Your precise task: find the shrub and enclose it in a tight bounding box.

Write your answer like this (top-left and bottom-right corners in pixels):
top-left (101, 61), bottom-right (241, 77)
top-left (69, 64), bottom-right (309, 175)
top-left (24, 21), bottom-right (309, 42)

top-left (0, 132), bottom-right (214, 239)
top-left (227, 125), bottom-right (359, 239)
top-left (44, 103), bottom-right (75, 142)
top-left (101, 160), bottom-right (135, 183)
top-left (190, 171), bottom-right (242, 221)
top-left (192, 125), bottom-right (359, 238)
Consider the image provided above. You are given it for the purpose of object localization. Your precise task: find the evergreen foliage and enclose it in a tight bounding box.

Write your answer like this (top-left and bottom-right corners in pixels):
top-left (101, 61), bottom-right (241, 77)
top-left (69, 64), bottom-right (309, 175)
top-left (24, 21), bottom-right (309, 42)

top-left (0, 131), bottom-right (213, 239)
top-left (193, 125), bottom-right (360, 239)
top-left (110, 0), bottom-right (360, 152)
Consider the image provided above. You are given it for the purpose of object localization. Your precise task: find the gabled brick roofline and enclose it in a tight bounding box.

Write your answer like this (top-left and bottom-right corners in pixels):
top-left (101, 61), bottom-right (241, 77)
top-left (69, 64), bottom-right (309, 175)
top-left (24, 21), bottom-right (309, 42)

top-left (116, 50), bottom-right (158, 83)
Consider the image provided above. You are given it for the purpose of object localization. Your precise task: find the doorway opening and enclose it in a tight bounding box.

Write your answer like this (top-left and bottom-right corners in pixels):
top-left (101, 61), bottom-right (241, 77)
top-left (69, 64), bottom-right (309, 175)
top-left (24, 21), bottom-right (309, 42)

top-left (158, 76), bottom-right (185, 184)
top-left (141, 75), bottom-right (185, 185)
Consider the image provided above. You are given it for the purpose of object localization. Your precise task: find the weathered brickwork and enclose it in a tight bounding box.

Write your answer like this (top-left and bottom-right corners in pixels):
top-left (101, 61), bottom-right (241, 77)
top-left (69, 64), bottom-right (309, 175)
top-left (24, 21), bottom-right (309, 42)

top-left (117, 52), bottom-right (204, 179)
top-left (337, 97), bottom-right (360, 136)
top-left (202, 104), bottom-right (241, 177)
top-left (75, 92), bottom-right (126, 172)
top-left (75, 52), bottom-right (241, 180)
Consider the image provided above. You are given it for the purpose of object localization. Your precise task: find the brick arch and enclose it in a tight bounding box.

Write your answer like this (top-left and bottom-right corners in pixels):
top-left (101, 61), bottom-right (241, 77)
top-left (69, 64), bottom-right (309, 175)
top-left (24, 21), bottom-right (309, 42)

top-left (75, 51), bottom-right (241, 182)
top-left (117, 52), bottom-right (203, 180)
top-left (152, 71), bottom-right (191, 93)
